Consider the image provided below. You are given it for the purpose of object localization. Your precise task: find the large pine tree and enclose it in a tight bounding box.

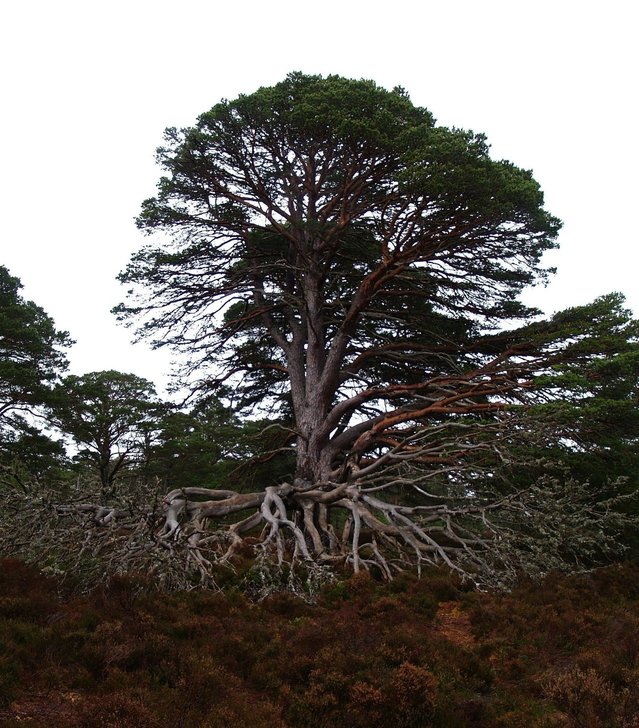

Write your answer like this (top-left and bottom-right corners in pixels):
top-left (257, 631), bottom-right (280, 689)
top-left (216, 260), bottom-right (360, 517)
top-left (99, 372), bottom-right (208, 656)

top-left (101, 74), bottom-right (638, 585)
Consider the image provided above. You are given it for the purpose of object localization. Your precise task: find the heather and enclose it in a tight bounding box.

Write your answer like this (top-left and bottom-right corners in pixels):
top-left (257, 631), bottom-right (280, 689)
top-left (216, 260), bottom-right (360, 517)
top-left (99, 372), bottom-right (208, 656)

top-left (2, 559), bottom-right (638, 727)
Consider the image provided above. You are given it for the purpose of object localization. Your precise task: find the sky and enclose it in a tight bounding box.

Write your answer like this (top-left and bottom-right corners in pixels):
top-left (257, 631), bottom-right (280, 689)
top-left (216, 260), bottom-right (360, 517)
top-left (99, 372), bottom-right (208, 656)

top-left (1, 0), bottom-right (636, 395)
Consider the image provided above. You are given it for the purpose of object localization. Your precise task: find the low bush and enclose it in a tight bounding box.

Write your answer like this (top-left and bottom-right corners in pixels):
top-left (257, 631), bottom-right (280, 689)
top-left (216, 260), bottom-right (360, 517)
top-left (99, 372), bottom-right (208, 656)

top-left (1, 559), bottom-right (638, 726)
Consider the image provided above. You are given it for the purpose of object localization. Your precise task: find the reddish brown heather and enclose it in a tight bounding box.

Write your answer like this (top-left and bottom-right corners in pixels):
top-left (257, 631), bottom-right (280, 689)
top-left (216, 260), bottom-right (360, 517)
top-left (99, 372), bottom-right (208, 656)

top-left (1, 559), bottom-right (639, 726)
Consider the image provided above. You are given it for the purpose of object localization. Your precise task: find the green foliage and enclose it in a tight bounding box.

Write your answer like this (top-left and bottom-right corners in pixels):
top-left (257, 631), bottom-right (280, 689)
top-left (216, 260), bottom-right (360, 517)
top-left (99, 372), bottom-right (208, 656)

top-left (0, 265), bottom-right (71, 475)
top-left (116, 72), bottom-right (560, 408)
top-left (144, 398), bottom-right (295, 490)
top-left (50, 371), bottom-right (161, 494)
top-left (0, 266), bottom-right (72, 419)
top-left (505, 294), bottom-right (639, 554)
top-left (0, 418), bottom-right (68, 482)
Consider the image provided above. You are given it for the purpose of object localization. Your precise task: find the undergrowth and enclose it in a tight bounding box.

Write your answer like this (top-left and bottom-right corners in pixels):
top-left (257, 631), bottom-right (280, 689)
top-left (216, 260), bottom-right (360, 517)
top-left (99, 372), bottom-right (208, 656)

top-left (1, 559), bottom-right (638, 726)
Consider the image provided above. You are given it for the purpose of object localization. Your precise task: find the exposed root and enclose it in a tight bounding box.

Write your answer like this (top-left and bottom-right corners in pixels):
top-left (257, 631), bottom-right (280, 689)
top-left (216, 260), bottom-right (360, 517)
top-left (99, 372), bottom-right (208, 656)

top-left (0, 470), bottom-right (635, 594)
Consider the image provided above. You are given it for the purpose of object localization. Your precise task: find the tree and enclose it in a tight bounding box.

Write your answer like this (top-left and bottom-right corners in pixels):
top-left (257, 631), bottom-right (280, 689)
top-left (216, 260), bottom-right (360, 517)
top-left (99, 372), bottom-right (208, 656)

top-left (52, 370), bottom-right (161, 496)
top-left (0, 266), bottom-right (71, 475)
top-left (0, 418), bottom-right (68, 486)
top-left (0, 266), bottom-right (72, 422)
top-left (511, 293), bottom-right (639, 556)
top-left (75, 72), bottom-right (636, 587)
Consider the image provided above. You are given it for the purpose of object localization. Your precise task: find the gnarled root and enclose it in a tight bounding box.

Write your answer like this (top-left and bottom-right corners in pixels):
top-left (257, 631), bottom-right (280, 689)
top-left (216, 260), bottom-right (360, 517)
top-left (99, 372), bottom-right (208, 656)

top-left (4, 473), bottom-right (629, 593)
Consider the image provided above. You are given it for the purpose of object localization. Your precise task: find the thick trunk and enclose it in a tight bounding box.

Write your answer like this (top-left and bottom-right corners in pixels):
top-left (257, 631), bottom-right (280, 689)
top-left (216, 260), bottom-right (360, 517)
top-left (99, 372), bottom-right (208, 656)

top-left (289, 257), bottom-right (336, 484)
top-left (97, 451), bottom-right (112, 496)
top-left (295, 399), bottom-right (331, 483)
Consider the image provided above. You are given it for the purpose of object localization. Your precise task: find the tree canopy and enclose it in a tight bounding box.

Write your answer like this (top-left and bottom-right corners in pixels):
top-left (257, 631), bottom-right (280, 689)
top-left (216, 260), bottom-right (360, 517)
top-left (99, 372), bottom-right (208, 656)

top-left (51, 370), bottom-right (160, 495)
top-left (0, 266), bottom-right (72, 478)
top-left (61, 73), bottom-right (637, 586)
top-left (0, 265), bottom-right (72, 425)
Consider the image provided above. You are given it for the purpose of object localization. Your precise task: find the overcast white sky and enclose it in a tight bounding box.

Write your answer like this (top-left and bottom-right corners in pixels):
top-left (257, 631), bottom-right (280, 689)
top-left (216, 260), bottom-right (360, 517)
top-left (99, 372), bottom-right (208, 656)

top-left (1, 0), bottom-right (636, 394)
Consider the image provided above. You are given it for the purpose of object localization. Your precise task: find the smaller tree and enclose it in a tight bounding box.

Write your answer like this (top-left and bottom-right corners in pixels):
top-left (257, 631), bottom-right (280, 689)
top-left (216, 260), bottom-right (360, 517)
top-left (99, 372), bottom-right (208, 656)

top-left (0, 266), bottom-right (72, 419)
top-left (0, 417), bottom-right (68, 485)
top-left (0, 266), bottom-right (71, 477)
top-left (52, 370), bottom-right (161, 496)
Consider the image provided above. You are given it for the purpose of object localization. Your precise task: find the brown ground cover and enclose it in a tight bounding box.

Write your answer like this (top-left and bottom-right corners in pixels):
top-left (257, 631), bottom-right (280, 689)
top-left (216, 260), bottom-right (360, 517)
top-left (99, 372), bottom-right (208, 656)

top-left (1, 559), bottom-right (638, 727)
